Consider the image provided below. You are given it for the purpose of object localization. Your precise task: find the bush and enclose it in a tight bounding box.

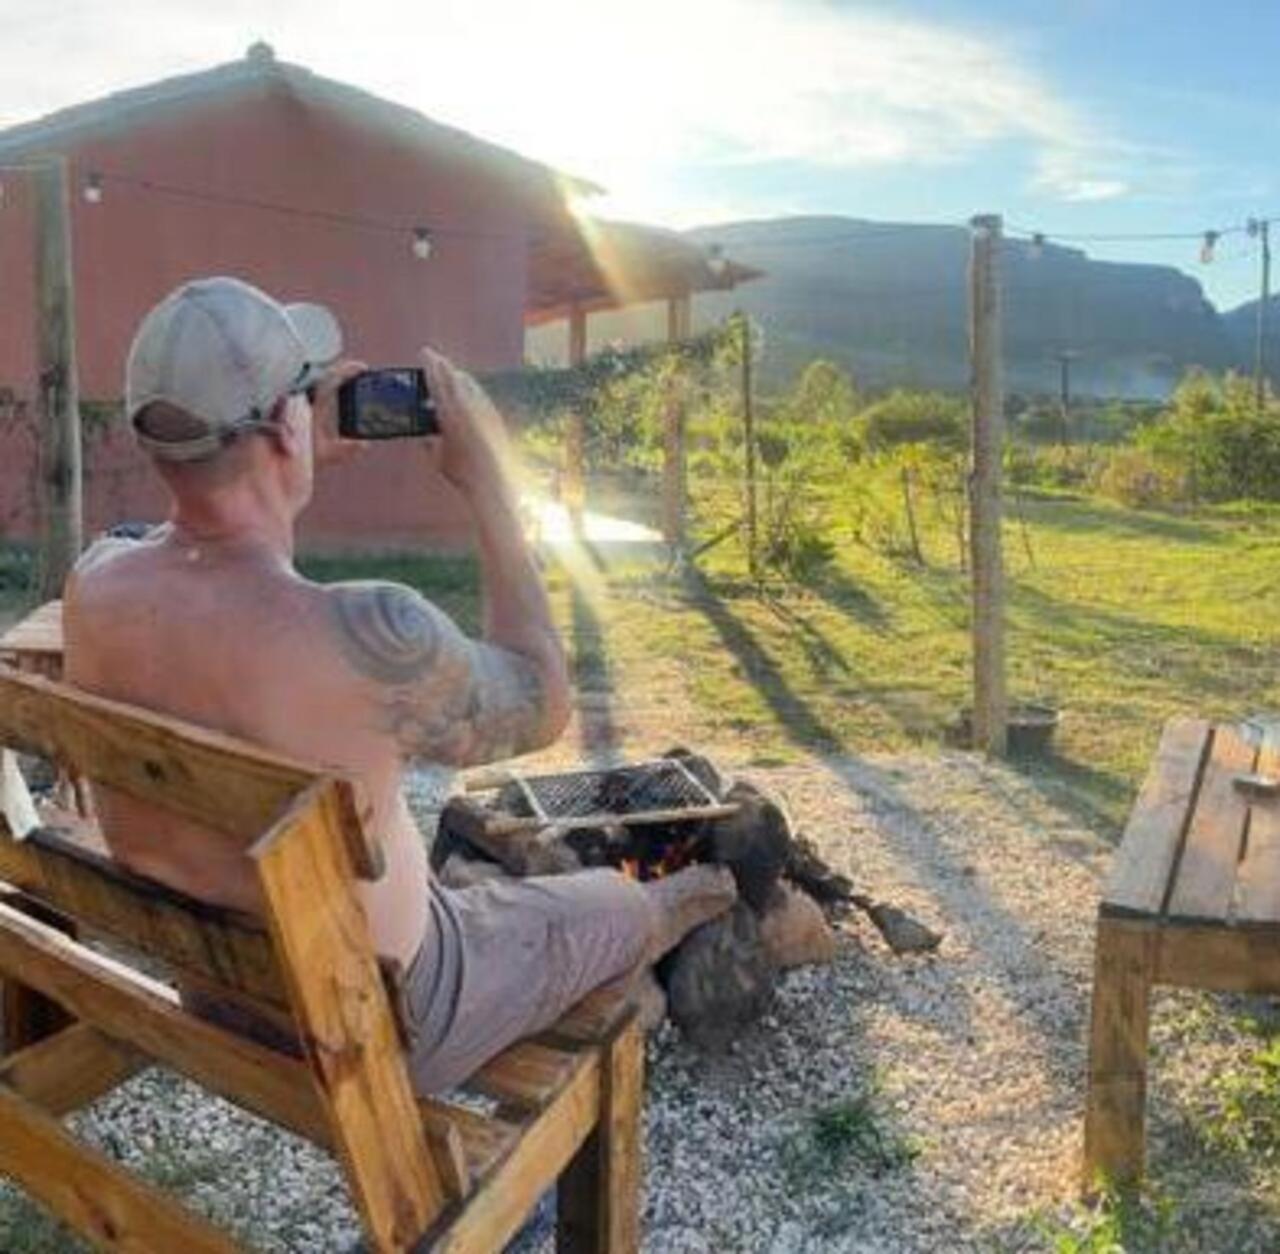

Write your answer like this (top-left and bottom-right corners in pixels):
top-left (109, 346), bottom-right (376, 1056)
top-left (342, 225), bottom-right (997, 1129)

top-left (1094, 446), bottom-right (1185, 509)
top-left (1005, 444), bottom-right (1102, 492)
top-left (858, 390), bottom-right (966, 453)
top-left (1138, 370), bottom-right (1280, 502)
top-left (779, 360), bottom-right (859, 428)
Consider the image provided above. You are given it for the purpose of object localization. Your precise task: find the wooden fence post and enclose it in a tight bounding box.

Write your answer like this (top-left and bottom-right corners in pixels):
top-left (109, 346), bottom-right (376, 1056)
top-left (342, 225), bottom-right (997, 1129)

top-left (739, 312), bottom-right (759, 581)
top-left (662, 295), bottom-right (690, 554)
top-left (35, 158), bottom-right (83, 600)
top-left (566, 304), bottom-right (588, 536)
top-left (968, 214), bottom-right (1007, 756)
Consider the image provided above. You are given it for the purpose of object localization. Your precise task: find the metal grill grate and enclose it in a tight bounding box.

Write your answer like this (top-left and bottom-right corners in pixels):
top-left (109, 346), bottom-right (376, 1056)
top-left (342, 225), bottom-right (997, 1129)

top-left (497, 759), bottom-right (717, 822)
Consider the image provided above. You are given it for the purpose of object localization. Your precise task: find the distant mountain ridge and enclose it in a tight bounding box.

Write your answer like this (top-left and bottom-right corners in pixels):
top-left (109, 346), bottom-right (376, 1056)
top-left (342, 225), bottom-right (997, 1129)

top-left (537, 215), bottom-right (1271, 399)
top-left (1221, 294), bottom-right (1280, 374)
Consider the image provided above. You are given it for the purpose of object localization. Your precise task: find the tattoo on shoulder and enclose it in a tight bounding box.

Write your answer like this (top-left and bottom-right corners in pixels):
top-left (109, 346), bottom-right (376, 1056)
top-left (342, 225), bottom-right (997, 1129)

top-left (329, 581), bottom-right (550, 765)
top-left (330, 583), bottom-right (443, 685)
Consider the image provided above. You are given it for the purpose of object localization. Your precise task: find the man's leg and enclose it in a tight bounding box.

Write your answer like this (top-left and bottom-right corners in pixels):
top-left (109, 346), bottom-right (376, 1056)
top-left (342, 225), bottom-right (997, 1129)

top-left (406, 865), bottom-right (734, 1095)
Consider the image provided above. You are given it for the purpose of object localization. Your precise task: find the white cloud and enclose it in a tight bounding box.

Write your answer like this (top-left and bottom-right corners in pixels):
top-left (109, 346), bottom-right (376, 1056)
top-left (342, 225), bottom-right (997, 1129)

top-left (0, 0), bottom-right (1133, 214)
top-left (1033, 150), bottom-right (1130, 202)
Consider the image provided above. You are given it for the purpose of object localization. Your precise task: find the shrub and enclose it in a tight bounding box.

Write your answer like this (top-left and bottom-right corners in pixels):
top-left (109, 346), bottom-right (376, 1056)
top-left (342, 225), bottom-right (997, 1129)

top-left (1005, 443), bottom-right (1102, 491)
top-left (858, 390), bottom-right (966, 453)
top-left (780, 359), bottom-right (859, 428)
top-left (1138, 370), bottom-right (1280, 502)
top-left (1094, 446), bottom-right (1186, 509)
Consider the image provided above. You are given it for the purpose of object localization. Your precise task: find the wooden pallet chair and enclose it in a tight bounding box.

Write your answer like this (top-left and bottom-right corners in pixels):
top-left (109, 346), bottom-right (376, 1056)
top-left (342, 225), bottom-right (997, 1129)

top-left (0, 667), bottom-right (643, 1252)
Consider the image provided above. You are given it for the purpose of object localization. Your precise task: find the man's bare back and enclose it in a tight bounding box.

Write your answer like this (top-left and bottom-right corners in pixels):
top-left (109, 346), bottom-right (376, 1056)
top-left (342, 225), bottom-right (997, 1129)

top-left (68, 530), bottom-right (443, 963)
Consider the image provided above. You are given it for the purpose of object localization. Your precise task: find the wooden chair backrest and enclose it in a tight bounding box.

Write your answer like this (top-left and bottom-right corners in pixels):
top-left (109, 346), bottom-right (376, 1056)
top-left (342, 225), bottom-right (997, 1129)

top-left (0, 667), bottom-right (453, 1247)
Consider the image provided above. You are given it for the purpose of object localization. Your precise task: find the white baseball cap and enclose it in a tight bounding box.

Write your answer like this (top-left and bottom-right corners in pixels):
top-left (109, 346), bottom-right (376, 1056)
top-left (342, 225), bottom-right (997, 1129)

top-left (125, 276), bottom-right (343, 462)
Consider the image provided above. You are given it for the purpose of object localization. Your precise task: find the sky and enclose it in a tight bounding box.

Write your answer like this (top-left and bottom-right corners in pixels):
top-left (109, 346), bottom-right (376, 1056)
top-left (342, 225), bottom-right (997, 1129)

top-left (1, 0), bottom-right (1276, 310)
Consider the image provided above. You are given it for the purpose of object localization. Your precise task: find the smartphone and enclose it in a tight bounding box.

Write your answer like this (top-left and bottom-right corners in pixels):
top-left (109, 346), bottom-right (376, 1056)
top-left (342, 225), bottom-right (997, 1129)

top-left (337, 367), bottom-right (438, 440)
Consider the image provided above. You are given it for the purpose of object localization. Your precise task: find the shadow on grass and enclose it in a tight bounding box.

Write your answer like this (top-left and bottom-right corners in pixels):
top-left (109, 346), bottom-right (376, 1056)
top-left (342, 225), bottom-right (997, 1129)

top-left (568, 576), bottom-right (622, 767)
top-left (1011, 584), bottom-right (1271, 714)
top-left (1023, 497), bottom-right (1226, 546)
top-left (1011, 583), bottom-right (1248, 654)
top-left (807, 565), bottom-right (893, 632)
top-left (684, 568), bottom-right (841, 752)
top-left (691, 569), bottom-right (954, 743)
top-left (762, 593), bottom-right (852, 681)
top-left (1011, 750), bottom-right (1136, 847)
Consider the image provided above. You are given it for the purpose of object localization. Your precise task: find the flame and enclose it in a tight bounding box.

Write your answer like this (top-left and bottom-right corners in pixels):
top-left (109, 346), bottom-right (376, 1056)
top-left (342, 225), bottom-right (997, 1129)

top-left (618, 838), bottom-right (700, 882)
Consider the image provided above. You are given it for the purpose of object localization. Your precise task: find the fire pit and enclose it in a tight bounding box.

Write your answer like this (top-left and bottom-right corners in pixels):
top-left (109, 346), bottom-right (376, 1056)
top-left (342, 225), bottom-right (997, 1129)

top-left (431, 750), bottom-right (839, 1046)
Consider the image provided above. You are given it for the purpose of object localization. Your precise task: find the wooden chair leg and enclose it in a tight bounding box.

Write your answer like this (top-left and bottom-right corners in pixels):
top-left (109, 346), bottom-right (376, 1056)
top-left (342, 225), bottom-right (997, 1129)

top-left (1083, 919), bottom-right (1155, 1190)
top-left (1, 895), bottom-right (76, 1054)
top-left (2, 979), bottom-right (73, 1054)
top-left (556, 1017), bottom-right (644, 1254)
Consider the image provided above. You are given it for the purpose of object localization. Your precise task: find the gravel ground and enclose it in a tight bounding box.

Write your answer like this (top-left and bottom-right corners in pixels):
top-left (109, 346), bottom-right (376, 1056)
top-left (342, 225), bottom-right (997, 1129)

top-left (3, 750), bottom-right (1279, 1251)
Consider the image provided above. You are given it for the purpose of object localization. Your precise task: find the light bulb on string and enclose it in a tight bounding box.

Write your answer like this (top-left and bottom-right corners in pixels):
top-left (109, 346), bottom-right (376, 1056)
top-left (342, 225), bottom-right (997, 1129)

top-left (411, 227), bottom-right (433, 260)
top-left (707, 244), bottom-right (728, 278)
top-left (1029, 232), bottom-right (1046, 261)
top-left (83, 172), bottom-right (103, 204)
top-left (1200, 230), bottom-right (1219, 264)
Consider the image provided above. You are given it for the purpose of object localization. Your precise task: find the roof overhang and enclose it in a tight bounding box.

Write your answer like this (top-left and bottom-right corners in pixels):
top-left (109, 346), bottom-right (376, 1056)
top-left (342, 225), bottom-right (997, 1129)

top-left (525, 218), bottom-right (762, 326)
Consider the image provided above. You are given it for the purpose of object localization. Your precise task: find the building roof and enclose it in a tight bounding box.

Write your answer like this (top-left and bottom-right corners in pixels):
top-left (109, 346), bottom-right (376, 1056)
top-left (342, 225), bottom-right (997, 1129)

top-left (0, 45), bottom-right (760, 326)
top-left (526, 218), bottom-right (763, 325)
top-left (0, 42), bottom-right (600, 199)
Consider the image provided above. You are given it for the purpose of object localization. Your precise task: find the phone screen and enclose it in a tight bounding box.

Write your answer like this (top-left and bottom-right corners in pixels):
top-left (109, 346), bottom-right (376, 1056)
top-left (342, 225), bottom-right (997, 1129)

top-left (338, 368), bottom-right (438, 439)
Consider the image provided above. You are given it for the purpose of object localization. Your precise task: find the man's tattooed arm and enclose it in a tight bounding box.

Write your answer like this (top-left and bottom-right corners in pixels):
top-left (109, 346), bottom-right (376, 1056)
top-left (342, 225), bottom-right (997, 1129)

top-left (327, 581), bottom-right (553, 765)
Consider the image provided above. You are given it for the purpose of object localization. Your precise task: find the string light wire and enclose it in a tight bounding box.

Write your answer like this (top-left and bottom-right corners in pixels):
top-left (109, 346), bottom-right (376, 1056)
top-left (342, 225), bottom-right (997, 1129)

top-left (0, 157), bottom-right (1273, 272)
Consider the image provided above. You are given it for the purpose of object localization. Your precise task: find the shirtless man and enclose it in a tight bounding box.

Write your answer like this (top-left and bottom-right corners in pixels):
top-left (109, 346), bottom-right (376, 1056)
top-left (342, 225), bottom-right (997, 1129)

top-left (63, 276), bottom-right (735, 1092)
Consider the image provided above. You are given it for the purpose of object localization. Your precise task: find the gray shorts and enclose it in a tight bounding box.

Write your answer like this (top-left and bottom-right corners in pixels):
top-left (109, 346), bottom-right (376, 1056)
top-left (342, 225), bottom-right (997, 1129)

top-left (403, 868), bottom-right (658, 1095)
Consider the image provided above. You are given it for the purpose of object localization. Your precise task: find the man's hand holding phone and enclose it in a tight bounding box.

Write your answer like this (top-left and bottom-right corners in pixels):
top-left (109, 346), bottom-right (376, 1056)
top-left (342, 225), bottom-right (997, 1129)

top-left (418, 346), bottom-right (516, 500)
top-left (317, 345), bottom-right (516, 505)
top-left (309, 359), bottom-right (368, 468)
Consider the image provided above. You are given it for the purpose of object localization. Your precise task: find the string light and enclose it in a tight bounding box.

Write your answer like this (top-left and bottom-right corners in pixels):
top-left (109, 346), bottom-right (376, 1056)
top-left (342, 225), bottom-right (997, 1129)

top-left (1010, 217), bottom-right (1277, 268)
top-left (82, 171), bottom-right (103, 204)
top-left (411, 226), bottom-right (433, 260)
top-left (706, 244), bottom-right (727, 277)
